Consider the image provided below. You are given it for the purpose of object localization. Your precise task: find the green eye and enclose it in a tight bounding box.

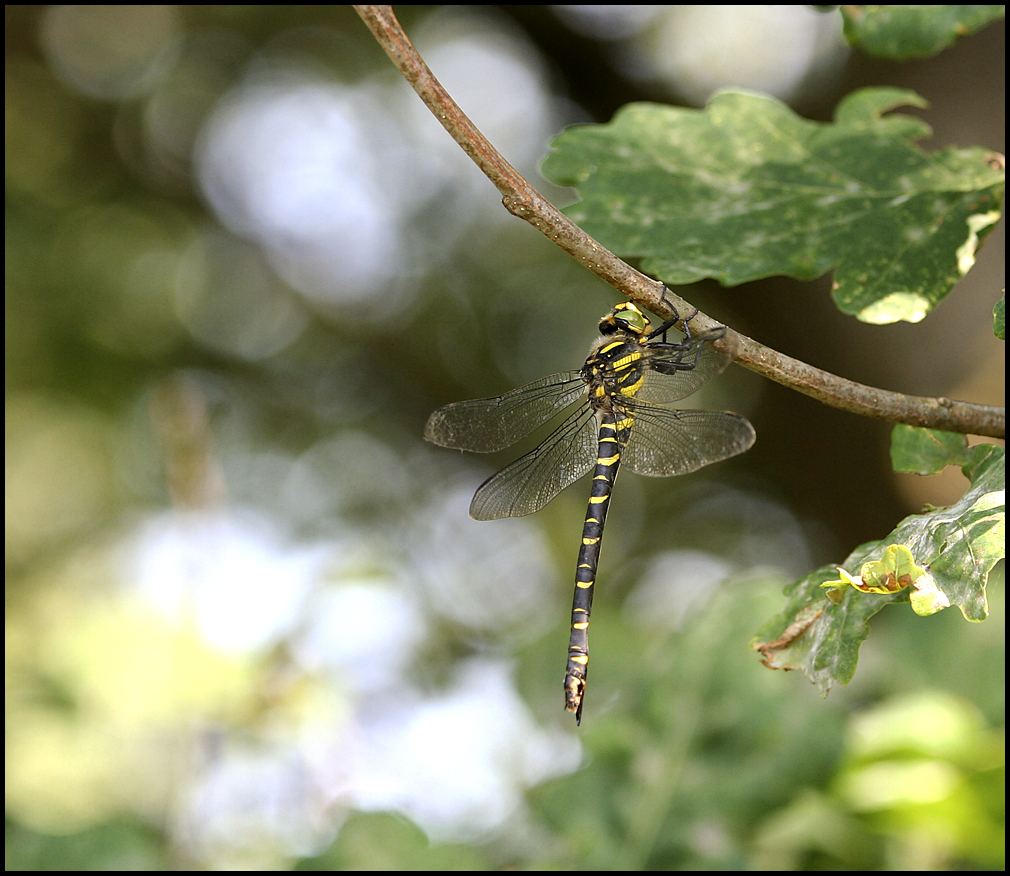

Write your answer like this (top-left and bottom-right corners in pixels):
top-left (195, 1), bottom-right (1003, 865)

top-left (613, 303), bottom-right (649, 335)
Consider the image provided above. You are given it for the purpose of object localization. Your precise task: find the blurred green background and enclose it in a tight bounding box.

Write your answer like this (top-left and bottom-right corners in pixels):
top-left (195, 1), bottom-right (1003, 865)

top-left (5, 5), bottom-right (1004, 870)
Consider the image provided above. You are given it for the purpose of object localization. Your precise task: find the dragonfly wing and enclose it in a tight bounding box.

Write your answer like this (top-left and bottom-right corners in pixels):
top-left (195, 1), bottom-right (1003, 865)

top-left (638, 328), bottom-right (739, 405)
top-left (470, 406), bottom-right (598, 520)
top-left (623, 401), bottom-right (755, 477)
top-left (424, 371), bottom-right (586, 452)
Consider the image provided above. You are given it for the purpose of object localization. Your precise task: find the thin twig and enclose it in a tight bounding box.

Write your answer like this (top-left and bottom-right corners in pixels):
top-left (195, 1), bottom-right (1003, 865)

top-left (354, 5), bottom-right (1005, 439)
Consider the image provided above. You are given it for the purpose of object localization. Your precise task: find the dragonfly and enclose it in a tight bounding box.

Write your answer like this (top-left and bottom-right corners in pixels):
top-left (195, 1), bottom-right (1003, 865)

top-left (424, 301), bottom-right (756, 723)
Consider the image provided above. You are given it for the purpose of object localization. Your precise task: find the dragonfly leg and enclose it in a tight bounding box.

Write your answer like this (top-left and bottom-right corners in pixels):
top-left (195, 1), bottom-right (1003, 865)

top-left (650, 284), bottom-right (700, 344)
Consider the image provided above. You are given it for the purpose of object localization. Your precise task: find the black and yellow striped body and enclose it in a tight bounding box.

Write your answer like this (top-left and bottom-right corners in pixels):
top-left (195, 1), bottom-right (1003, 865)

top-left (424, 300), bottom-right (756, 725)
top-left (565, 325), bottom-right (648, 722)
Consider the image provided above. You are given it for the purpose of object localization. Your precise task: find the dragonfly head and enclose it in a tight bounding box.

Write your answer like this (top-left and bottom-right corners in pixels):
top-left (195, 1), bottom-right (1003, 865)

top-left (600, 302), bottom-right (651, 337)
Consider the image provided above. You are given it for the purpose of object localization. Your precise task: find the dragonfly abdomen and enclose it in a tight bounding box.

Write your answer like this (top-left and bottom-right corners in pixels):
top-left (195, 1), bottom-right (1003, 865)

top-left (565, 410), bottom-right (633, 723)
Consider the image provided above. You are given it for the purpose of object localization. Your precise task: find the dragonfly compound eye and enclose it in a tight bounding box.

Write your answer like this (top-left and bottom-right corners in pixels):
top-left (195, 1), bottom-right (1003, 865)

top-left (600, 301), bottom-right (650, 336)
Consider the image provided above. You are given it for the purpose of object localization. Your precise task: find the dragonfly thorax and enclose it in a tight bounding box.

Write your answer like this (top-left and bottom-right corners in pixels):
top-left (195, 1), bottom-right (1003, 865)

top-left (582, 332), bottom-right (649, 413)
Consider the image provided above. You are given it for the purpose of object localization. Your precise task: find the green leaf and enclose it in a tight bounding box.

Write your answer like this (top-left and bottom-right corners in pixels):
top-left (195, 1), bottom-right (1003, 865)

top-left (907, 569), bottom-right (953, 617)
top-left (841, 5), bottom-right (1006, 60)
top-left (820, 544), bottom-right (951, 617)
top-left (889, 424), bottom-right (989, 475)
top-left (829, 543), bottom-right (927, 594)
top-left (995, 295), bottom-right (1005, 340)
top-left (755, 445), bottom-right (1004, 691)
top-left (542, 88), bottom-right (1005, 324)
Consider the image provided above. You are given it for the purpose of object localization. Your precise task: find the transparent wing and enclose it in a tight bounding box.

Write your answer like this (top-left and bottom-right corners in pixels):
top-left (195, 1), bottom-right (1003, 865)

top-left (622, 400), bottom-right (756, 477)
top-left (424, 371), bottom-right (586, 452)
top-left (637, 327), bottom-right (740, 405)
top-left (470, 405), bottom-right (599, 520)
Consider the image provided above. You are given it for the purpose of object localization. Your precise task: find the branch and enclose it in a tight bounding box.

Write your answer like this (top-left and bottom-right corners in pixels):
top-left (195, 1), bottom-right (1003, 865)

top-left (354, 5), bottom-right (1005, 440)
